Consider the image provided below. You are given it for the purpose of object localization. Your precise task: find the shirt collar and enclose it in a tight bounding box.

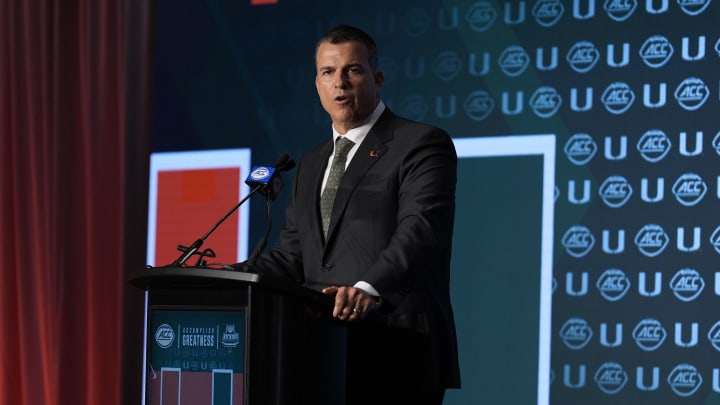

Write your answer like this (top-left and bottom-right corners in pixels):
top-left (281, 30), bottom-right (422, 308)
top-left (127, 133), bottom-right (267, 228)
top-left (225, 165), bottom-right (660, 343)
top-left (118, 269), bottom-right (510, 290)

top-left (331, 101), bottom-right (385, 146)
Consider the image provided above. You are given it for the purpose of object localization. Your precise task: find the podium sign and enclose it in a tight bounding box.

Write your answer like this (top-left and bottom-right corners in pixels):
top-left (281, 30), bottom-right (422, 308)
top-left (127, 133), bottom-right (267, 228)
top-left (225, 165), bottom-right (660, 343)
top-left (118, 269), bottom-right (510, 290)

top-left (130, 267), bottom-right (346, 405)
top-left (148, 308), bottom-right (246, 404)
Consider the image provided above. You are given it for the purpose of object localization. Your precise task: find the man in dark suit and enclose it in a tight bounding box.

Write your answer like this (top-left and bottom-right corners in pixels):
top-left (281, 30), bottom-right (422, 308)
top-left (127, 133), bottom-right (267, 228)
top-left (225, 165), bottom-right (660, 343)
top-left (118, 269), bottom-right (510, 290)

top-left (246, 25), bottom-right (460, 404)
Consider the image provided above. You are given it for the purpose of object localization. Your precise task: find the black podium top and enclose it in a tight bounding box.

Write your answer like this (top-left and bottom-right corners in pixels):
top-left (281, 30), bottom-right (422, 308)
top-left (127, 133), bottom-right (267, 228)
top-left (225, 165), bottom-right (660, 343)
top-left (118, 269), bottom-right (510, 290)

top-left (128, 266), bottom-right (331, 306)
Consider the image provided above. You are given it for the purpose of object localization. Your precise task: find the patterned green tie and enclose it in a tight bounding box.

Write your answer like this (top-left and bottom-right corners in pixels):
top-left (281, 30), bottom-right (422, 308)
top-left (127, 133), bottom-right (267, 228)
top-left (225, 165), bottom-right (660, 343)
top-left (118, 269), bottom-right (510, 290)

top-left (320, 136), bottom-right (355, 238)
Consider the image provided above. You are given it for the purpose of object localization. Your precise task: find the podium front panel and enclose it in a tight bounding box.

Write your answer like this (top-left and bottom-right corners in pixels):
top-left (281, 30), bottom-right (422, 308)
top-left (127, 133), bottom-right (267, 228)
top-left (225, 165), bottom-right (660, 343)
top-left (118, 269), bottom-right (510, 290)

top-left (147, 307), bottom-right (246, 405)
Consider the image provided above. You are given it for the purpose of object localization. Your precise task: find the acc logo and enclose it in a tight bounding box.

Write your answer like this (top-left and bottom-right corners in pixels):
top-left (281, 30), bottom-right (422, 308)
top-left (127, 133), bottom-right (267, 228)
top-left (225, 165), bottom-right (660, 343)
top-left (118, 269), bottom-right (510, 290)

top-left (559, 317), bottom-right (593, 349)
top-left (594, 362), bottom-right (628, 394)
top-left (498, 46), bottom-right (530, 77)
top-left (604, 0), bottom-right (637, 21)
top-left (715, 37), bottom-right (720, 58)
top-left (601, 82), bottom-right (635, 114)
top-left (221, 324), bottom-right (240, 348)
top-left (564, 133), bottom-right (597, 165)
top-left (705, 320), bottom-right (720, 353)
top-left (639, 35), bottom-right (674, 68)
top-left (674, 77), bottom-right (709, 111)
top-left (530, 86), bottom-right (562, 118)
top-left (677, 0), bottom-right (711, 15)
top-left (712, 131), bottom-right (720, 156)
top-left (154, 324), bottom-right (175, 349)
top-left (598, 175), bottom-right (632, 208)
top-left (464, 90), bottom-right (494, 121)
top-left (670, 268), bottom-right (704, 302)
top-left (634, 224), bottom-right (669, 257)
top-left (596, 269), bottom-right (631, 301)
top-left (403, 8), bottom-right (431, 37)
top-left (637, 129), bottom-right (671, 163)
top-left (566, 41), bottom-right (600, 73)
top-left (668, 364), bottom-right (702, 397)
top-left (249, 166), bottom-right (272, 181)
top-left (562, 225), bottom-right (595, 258)
top-left (632, 318), bottom-right (667, 351)
top-left (400, 95), bottom-right (429, 121)
top-left (532, 0), bottom-right (564, 27)
top-left (710, 225), bottom-right (720, 254)
top-left (672, 173), bottom-right (706, 206)
top-left (466, 1), bottom-right (497, 32)
top-left (707, 320), bottom-right (720, 352)
top-left (433, 51), bottom-right (463, 81)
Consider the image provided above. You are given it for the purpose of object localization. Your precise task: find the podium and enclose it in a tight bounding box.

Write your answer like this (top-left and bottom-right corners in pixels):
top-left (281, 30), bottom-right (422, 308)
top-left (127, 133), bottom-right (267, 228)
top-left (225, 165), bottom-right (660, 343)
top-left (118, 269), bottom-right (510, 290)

top-left (129, 267), bottom-right (347, 405)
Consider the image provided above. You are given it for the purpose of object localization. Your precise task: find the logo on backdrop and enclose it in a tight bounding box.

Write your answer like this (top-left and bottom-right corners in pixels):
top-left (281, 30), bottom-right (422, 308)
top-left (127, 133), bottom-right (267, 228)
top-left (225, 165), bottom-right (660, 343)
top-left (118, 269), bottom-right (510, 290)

top-left (639, 35), bottom-right (674, 68)
top-left (667, 364), bottom-right (702, 397)
top-left (632, 319), bottom-right (667, 351)
top-left (560, 317), bottom-right (593, 349)
top-left (532, 0), bottom-right (564, 27)
top-left (634, 224), bottom-right (669, 257)
top-left (466, 1), bottom-right (497, 32)
top-left (672, 173), bottom-right (707, 206)
top-left (601, 82), bottom-right (635, 114)
top-left (598, 176), bottom-right (633, 208)
top-left (596, 269), bottom-right (631, 301)
top-left (434, 51), bottom-right (463, 81)
top-left (464, 90), bottom-right (494, 121)
top-left (498, 46), bottom-right (530, 76)
top-left (674, 77), bottom-right (709, 111)
top-left (669, 268), bottom-right (704, 302)
top-left (637, 130), bottom-right (672, 162)
top-left (710, 226), bottom-right (720, 254)
top-left (562, 226), bottom-right (595, 258)
top-left (707, 321), bottom-right (720, 352)
top-left (530, 86), bottom-right (562, 118)
top-left (567, 41), bottom-right (600, 73)
top-left (594, 362), bottom-right (628, 394)
top-left (564, 133), bottom-right (597, 165)
top-left (677, 0), bottom-right (712, 16)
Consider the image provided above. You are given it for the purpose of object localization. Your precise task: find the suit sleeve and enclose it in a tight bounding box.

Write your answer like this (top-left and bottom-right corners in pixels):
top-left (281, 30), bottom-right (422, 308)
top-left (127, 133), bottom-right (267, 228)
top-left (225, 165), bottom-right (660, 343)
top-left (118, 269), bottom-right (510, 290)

top-left (362, 127), bottom-right (458, 298)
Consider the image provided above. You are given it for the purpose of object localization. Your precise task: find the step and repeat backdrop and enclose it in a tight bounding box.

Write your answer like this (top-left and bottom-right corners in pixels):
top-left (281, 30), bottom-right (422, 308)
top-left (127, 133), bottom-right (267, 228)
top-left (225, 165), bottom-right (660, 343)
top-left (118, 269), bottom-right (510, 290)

top-left (151, 0), bottom-right (719, 403)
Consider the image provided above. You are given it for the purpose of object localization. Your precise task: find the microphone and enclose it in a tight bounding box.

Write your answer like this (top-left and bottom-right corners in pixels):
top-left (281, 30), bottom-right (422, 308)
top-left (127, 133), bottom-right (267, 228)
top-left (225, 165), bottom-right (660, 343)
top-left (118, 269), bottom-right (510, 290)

top-left (167, 153), bottom-right (294, 267)
top-left (245, 153), bottom-right (296, 200)
top-left (243, 154), bottom-right (296, 268)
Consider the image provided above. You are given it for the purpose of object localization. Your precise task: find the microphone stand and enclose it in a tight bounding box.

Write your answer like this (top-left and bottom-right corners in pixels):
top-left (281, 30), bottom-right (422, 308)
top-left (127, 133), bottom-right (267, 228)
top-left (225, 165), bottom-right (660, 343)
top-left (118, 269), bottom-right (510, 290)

top-left (168, 184), bottom-right (263, 267)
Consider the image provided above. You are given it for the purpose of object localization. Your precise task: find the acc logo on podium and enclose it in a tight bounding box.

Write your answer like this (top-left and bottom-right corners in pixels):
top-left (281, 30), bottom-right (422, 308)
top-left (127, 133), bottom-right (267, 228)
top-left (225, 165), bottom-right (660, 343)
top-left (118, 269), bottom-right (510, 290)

top-left (155, 324), bottom-right (175, 349)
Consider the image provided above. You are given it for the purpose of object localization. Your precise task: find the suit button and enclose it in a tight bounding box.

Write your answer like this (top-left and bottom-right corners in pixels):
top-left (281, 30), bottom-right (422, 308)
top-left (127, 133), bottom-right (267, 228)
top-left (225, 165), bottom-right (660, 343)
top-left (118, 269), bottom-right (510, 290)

top-left (400, 287), bottom-right (409, 295)
top-left (322, 264), bottom-right (333, 272)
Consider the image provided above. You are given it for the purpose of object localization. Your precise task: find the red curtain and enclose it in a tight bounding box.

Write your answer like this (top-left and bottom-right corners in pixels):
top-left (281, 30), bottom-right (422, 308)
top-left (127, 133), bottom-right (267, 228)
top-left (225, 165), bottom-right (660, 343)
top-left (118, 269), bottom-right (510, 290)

top-left (1, 0), bottom-right (131, 403)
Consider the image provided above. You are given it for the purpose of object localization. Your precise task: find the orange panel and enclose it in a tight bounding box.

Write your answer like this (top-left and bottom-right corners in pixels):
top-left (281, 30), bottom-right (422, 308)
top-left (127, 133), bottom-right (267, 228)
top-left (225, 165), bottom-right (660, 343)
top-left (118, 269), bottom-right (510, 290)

top-left (155, 168), bottom-right (241, 267)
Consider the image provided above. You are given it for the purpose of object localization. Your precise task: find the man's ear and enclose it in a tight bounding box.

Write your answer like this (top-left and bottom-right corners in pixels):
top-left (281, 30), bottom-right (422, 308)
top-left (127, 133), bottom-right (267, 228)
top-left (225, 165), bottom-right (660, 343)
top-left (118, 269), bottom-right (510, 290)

top-left (374, 69), bottom-right (384, 88)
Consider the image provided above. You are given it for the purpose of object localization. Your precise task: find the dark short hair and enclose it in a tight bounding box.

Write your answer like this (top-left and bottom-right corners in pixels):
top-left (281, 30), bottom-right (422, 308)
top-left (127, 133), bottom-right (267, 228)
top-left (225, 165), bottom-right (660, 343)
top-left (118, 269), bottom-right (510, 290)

top-left (315, 25), bottom-right (379, 69)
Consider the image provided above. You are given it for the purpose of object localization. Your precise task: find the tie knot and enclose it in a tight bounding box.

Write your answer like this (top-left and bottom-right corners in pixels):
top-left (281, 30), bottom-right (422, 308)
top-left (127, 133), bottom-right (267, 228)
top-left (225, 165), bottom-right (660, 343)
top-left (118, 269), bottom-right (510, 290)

top-left (334, 137), bottom-right (355, 159)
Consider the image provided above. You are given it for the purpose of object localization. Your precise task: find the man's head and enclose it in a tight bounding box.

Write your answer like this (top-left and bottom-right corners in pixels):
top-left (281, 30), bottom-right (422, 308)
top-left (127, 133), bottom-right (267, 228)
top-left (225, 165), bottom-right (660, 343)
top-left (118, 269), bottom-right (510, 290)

top-left (314, 25), bottom-right (384, 134)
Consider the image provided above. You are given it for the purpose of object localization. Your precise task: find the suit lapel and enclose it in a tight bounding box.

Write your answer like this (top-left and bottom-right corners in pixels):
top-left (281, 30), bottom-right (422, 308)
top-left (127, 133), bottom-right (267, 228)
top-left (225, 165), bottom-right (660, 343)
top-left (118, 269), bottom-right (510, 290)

top-left (325, 110), bottom-right (394, 242)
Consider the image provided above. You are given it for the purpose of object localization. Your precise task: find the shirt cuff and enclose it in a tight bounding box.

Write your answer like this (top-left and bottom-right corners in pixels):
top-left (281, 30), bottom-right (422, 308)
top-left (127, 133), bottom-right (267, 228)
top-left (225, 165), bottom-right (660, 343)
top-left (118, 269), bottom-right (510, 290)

top-left (353, 281), bottom-right (380, 298)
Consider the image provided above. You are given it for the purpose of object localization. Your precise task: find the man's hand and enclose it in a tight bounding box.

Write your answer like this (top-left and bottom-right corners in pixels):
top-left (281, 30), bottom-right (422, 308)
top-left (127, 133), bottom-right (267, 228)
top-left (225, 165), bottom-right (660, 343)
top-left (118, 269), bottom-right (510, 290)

top-left (321, 286), bottom-right (377, 321)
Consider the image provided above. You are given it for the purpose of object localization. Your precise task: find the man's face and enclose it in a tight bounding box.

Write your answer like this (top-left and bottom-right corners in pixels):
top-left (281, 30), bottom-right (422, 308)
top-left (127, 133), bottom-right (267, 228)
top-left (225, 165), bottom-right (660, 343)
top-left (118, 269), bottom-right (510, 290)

top-left (315, 41), bottom-right (383, 134)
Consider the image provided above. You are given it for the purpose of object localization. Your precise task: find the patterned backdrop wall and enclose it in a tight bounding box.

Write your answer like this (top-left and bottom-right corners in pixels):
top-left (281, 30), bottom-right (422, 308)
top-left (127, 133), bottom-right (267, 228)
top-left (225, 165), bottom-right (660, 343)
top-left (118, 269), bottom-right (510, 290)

top-left (152, 0), bottom-right (719, 403)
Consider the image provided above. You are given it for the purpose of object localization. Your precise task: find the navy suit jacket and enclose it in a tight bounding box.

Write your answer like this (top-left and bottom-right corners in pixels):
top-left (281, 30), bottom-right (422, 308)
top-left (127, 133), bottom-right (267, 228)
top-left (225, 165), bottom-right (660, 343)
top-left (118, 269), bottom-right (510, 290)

top-left (252, 108), bottom-right (461, 390)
